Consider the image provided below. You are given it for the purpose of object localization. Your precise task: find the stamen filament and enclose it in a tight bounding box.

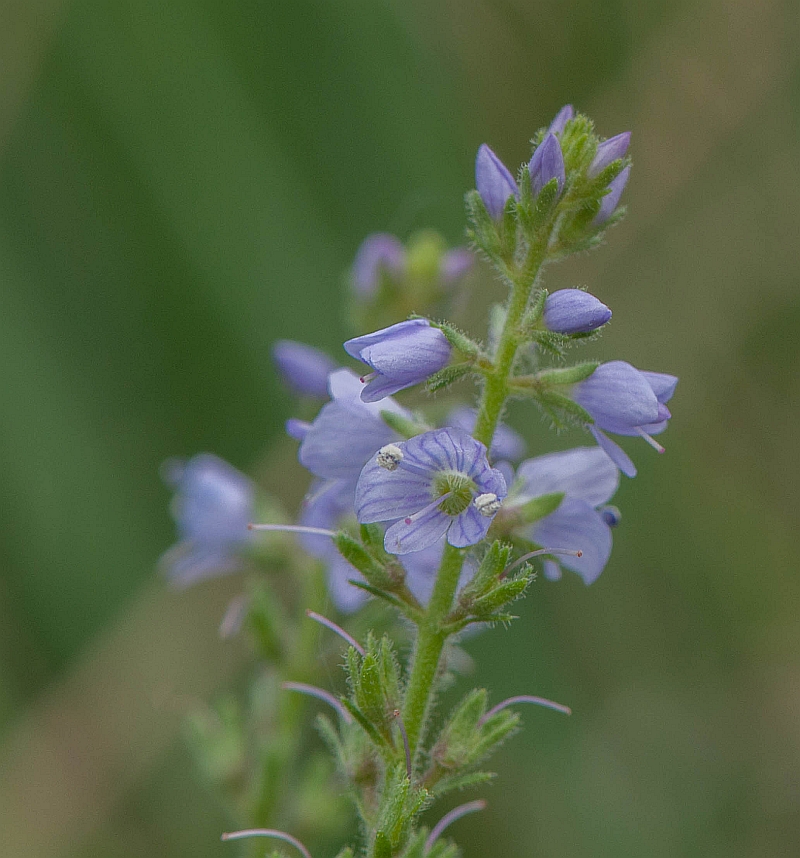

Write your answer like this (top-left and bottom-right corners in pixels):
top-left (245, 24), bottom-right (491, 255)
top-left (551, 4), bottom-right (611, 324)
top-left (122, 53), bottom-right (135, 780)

top-left (636, 428), bottom-right (665, 453)
top-left (221, 829), bottom-right (312, 858)
top-left (401, 491), bottom-right (453, 526)
top-left (425, 800), bottom-right (487, 853)
top-left (502, 547), bottom-right (583, 577)
top-left (248, 523), bottom-right (337, 538)
top-left (281, 682), bottom-right (352, 724)
top-left (306, 609), bottom-right (365, 655)
top-left (479, 694), bottom-right (572, 724)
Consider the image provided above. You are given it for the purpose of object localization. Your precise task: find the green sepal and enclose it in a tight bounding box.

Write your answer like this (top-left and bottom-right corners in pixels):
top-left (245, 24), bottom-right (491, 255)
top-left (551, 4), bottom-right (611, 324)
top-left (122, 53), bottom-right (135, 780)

top-left (380, 408), bottom-right (428, 439)
top-left (430, 769), bottom-right (496, 799)
top-left (520, 288), bottom-right (548, 332)
top-left (529, 329), bottom-right (570, 357)
top-left (535, 391), bottom-right (594, 427)
top-left (530, 177), bottom-right (561, 232)
top-left (348, 579), bottom-right (408, 613)
top-left (459, 541), bottom-right (513, 601)
top-left (342, 698), bottom-right (386, 749)
top-left (372, 764), bottom-right (430, 858)
top-left (470, 574), bottom-right (530, 616)
top-left (356, 650), bottom-right (387, 727)
top-left (535, 361), bottom-right (599, 386)
top-left (426, 363), bottom-right (474, 393)
top-left (516, 491), bottom-right (564, 524)
top-left (360, 523), bottom-right (386, 552)
top-left (334, 532), bottom-right (391, 588)
top-left (433, 321), bottom-right (482, 359)
top-left (464, 189), bottom-right (501, 259)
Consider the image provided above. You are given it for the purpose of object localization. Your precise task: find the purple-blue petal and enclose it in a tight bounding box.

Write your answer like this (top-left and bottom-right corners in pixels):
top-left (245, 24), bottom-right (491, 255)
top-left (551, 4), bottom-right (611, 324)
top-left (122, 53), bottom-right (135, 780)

top-left (440, 247), bottom-right (474, 284)
top-left (532, 498), bottom-right (612, 585)
top-left (594, 165), bottom-right (630, 226)
top-left (475, 144), bottom-right (519, 220)
top-left (355, 456), bottom-right (432, 523)
top-left (574, 361), bottom-right (659, 429)
top-left (384, 505), bottom-right (451, 555)
top-left (515, 446), bottom-right (619, 507)
top-left (543, 289), bottom-right (612, 334)
top-left (272, 340), bottom-right (337, 398)
top-left (590, 426), bottom-right (637, 478)
top-left (548, 105), bottom-right (574, 136)
top-left (447, 505), bottom-right (492, 548)
top-left (326, 553), bottom-right (369, 613)
top-left (588, 132), bottom-right (631, 178)
top-left (529, 133), bottom-right (565, 196)
top-left (641, 371), bottom-right (678, 404)
top-left (285, 418), bottom-right (311, 441)
top-left (447, 407), bottom-right (526, 462)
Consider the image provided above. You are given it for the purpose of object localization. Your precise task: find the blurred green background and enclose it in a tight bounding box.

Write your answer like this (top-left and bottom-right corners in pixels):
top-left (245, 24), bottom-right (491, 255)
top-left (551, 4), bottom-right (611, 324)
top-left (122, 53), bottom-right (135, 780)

top-left (1, 0), bottom-right (798, 856)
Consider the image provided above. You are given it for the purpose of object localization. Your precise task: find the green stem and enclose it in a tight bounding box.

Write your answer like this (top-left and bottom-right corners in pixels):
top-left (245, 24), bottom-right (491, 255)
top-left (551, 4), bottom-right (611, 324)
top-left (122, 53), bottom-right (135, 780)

top-left (401, 541), bottom-right (465, 757)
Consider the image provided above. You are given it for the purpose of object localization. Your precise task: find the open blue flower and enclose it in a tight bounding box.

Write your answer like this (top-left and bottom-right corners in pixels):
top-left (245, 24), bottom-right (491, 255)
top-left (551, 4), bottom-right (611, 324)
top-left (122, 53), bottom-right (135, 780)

top-left (344, 319), bottom-right (451, 403)
top-left (355, 427), bottom-right (507, 555)
top-left (160, 454), bottom-right (255, 588)
top-left (572, 361), bottom-right (678, 477)
top-left (299, 369), bottom-right (411, 481)
top-left (510, 446), bottom-right (620, 585)
top-left (446, 406), bottom-right (526, 463)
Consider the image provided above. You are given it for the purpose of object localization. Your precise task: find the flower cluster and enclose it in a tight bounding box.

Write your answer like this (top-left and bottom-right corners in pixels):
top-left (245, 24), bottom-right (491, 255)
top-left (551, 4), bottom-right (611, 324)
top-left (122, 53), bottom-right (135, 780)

top-left (160, 105), bottom-right (678, 858)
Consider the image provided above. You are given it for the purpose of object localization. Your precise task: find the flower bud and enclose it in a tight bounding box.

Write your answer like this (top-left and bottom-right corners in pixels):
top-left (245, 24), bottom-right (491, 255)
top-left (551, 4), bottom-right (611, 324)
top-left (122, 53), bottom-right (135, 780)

top-left (594, 165), bottom-right (630, 226)
top-left (529, 133), bottom-right (565, 197)
top-left (548, 104), bottom-right (574, 136)
top-left (543, 289), bottom-right (611, 334)
top-left (475, 144), bottom-right (519, 220)
top-left (351, 233), bottom-right (405, 297)
top-left (589, 132), bottom-right (631, 178)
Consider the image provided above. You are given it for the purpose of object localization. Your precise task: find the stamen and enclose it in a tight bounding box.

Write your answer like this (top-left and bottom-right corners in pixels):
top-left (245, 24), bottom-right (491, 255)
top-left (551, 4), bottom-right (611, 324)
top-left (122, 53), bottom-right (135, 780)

top-left (392, 710), bottom-right (412, 778)
top-left (636, 428), bottom-right (665, 453)
top-left (400, 491), bottom-right (453, 528)
top-left (474, 492), bottom-right (501, 517)
top-left (502, 547), bottom-right (583, 577)
top-left (478, 694), bottom-right (572, 725)
top-left (424, 800), bottom-right (487, 853)
top-left (359, 371), bottom-right (378, 384)
top-left (306, 609), bottom-right (365, 655)
top-left (248, 523), bottom-right (337, 538)
top-left (221, 829), bottom-right (312, 858)
top-left (281, 682), bottom-right (352, 724)
top-left (376, 443), bottom-right (404, 471)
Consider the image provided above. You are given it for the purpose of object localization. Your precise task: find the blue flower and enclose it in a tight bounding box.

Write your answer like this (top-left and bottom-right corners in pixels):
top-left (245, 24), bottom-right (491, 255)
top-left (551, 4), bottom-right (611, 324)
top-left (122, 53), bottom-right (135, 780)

top-left (272, 340), bottom-right (337, 398)
top-left (160, 454), bottom-right (255, 588)
top-left (594, 165), bottom-right (630, 226)
top-left (589, 132), bottom-right (631, 178)
top-left (355, 427), bottom-right (507, 554)
top-left (543, 289), bottom-right (611, 334)
top-left (529, 133), bottom-right (565, 197)
top-left (351, 233), bottom-right (406, 297)
top-left (511, 446), bottom-right (620, 584)
top-left (299, 369), bottom-right (410, 481)
top-left (572, 361), bottom-right (678, 477)
top-left (475, 144), bottom-right (519, 220)
top-left (344, 319), bottom-right (452, 403)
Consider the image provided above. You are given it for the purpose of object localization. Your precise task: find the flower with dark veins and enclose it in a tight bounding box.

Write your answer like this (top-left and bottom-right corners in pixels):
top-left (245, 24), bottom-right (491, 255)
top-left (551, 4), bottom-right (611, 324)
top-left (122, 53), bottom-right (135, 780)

top-left (355, 427), bottom-right (507, 554)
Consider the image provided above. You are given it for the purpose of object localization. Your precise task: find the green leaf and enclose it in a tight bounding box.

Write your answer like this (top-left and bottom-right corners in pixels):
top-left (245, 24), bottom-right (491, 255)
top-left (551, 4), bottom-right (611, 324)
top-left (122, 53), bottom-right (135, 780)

top-left (536, 361), bottom-right (599, 386)
top-left (516, 491), bottom-right (564, 524)
top-left (380, 409), bottom-right (428, 439)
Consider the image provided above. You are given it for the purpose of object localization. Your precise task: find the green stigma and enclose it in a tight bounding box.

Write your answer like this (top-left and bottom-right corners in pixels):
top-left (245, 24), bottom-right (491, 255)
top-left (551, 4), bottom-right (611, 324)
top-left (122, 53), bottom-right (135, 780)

top-left (432, 470), bottom-right (475, 516)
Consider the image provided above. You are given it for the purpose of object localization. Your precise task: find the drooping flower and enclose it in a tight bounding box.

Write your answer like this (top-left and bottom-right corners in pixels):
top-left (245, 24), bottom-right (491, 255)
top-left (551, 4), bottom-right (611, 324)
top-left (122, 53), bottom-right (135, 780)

top-left (355, 427), bottom-right (507, 554)
top-left (344, 319), bottom-right (451, 403)
top-left (543, 289), bottom-right (612, 334)
top-left (272, 340), bottom-right (337, 398)
top-left (446, 406), bottom-right (526, 463)
top-left (529, 133), bottom-right (565, 197)
top-left (572, 361), bottom-right (678, 477)
top-left (351, 233), bottom-right (406, 297)
top-left (299, 369), bottom-right (410, 481)
top-left (160, 454), bottom-right (255, 587)
top-left (594, 165), bottom-right (630, 226)
top-left (589, 132), bottom-right (631, 178)
top-left (507, 446), bottom-right (620, 584)
top-left (475, 144), bottom-right (519, 220)
top-left (548, 104), bottom-right (574, 136)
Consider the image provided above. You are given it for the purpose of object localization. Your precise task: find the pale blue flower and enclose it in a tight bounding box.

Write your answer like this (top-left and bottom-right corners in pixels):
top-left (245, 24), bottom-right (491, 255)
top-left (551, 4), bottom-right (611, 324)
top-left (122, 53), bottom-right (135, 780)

top-left (355, 427), bottom-right (507, 555)
top-left (475, 144), bottom-right (519, 220)
top-left (344, 319), bottom-right (451, 403)
top-left (446, 406), bottom-right (526, 462)
top-left (160, 454), bottom-right (254, 588)
top-left (594, 165), bottom-right (630, 226)
top-left (543, 289), bottom-right (611, 334)
top-left (512, 446), bottom-right (620, 584)
top-left (273, 340), bottom-right (336, 398)
top-left (529, 133), bottom-right (565, 197)
top-left (299, 369), bottom-right (410, 481)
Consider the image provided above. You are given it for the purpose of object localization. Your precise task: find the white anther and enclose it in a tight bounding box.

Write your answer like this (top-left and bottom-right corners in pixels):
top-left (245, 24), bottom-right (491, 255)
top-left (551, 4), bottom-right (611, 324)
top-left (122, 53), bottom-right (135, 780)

top-left (474, 492), bottom-right (501, 517)
top-left (376, 444), bottom-right (404, 471)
